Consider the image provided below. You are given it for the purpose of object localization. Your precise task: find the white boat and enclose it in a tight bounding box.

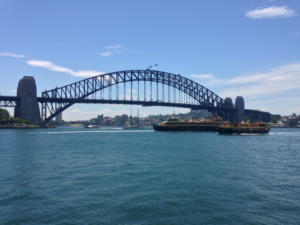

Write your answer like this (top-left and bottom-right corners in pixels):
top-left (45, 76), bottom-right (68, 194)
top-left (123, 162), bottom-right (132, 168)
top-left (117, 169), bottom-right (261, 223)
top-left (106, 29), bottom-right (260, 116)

top-left (84, 124), bottom-right (100, 128)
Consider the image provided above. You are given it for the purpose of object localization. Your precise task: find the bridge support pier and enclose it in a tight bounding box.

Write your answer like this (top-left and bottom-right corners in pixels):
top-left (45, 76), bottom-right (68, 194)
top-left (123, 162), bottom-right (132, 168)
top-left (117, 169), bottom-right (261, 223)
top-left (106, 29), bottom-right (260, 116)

top-left (223, 96), bottom-right (245, 123)
top-left (14, 76), bottom-right (40, 122)
top-left (223, 97), bottom-right (235, 122)
top-left (234, 96), bottom-right (245, 123)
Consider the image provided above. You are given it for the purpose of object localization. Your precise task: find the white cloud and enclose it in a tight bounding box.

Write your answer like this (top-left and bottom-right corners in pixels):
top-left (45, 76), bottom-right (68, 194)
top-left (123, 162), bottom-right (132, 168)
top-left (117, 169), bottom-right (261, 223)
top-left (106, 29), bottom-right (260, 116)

top-left (190, 63), bottom-right (300, 114)
top-left (72, 109), bottom-right (80, 113)
top-left (242, 96), bottom-right (300, 115)
top-left (26, 60), bottom-right (104, 77)
top-left (189, 73), bottom-right (222, 86)
top-left (126, 89), bottom-right (136, 93)
top-left (0, 52), bottom-right (25, 58)
top-left (191, 63), bottom-right (300, 99)
top-left (190, 74), bottom-right (215, 80)
top-left (245, 6), bottom-right (296, 19)
top-left (100, 52), bottom-right (112, 56)
top-left (75, 70), bottom-right (104, 77)
top-left (105, 44), bottom-right (123, 49)
top-left (98, 44), bottom-right (123, 56)
top-left (219, 63), bottom-right (300, 99)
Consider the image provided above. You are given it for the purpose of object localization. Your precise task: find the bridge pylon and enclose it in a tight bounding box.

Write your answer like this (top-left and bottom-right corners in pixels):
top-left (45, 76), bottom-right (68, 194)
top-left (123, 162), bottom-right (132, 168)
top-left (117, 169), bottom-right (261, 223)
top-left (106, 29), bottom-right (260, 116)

top-left (14, 76), bottom-right (40, 122)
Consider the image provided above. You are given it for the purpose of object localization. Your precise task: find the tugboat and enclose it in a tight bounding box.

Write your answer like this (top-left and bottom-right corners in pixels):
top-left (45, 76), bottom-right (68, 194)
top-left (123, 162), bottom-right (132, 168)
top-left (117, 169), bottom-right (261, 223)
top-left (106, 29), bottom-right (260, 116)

top-left (218, 122), bottom-right (270, 134)
top-left (153, 118), bottom-right (223, 132)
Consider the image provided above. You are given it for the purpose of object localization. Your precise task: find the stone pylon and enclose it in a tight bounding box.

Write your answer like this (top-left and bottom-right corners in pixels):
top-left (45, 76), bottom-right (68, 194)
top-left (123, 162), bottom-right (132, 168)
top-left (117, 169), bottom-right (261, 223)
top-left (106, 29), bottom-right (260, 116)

top-left (223, 97), bottom-right (234, 122)
top-left (234, 96), bottom-right (245, 122)
top-left (14, 76), bottom-right (40, 122)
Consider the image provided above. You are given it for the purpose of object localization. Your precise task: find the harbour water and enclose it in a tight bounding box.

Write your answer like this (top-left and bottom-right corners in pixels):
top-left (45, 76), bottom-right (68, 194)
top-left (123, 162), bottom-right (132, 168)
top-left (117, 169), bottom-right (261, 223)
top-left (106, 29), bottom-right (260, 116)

top-left (1, 127), bottom-right (300, 224)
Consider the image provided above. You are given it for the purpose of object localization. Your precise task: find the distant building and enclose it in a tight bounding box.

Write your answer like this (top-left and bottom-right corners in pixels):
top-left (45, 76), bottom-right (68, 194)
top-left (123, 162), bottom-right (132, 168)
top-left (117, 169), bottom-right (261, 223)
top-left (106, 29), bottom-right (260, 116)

top-left (190, 109), bottom-right (211, 118)
top-left (288, 118), bottom-right (298, 127)
top-left (97, 114), bottom-right (104, 121)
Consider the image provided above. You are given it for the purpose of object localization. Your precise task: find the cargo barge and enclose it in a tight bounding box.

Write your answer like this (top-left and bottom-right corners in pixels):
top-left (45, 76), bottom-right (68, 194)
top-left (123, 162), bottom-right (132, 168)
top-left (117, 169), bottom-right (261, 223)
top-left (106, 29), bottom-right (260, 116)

top-left (218, 122), bottom-right (270, 134)
top-left (153, 118), bottom-right (223, 132)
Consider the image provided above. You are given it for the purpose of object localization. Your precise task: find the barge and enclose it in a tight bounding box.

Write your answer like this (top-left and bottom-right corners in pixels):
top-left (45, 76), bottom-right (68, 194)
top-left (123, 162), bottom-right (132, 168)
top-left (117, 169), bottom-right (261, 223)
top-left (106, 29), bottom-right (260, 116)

top-left (153, 118), bottom-right (223, 132)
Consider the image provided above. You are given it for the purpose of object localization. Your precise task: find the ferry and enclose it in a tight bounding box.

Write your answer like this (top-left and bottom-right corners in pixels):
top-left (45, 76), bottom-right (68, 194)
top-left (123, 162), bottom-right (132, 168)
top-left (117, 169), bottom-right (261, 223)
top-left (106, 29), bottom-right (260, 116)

top-left (218, 122), bottom-right (270, 134)
top-left (153, 118), bottom-right (223, 132)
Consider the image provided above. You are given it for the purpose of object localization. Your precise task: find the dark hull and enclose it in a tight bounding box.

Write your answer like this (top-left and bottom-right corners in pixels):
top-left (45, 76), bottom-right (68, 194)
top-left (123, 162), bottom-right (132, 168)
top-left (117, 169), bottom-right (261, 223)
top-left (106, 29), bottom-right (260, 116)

top-left (153, 124), bottom-right (219, 132)
top-left (218, 127), bottom-right (270, 134)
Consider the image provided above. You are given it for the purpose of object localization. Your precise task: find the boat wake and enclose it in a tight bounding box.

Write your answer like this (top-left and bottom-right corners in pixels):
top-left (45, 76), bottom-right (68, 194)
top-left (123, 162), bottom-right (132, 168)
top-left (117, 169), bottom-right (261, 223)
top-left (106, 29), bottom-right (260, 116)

top-left (36, 129), bottom-right (154, 134)
top-left (270, 131), bottom-right (300, 137)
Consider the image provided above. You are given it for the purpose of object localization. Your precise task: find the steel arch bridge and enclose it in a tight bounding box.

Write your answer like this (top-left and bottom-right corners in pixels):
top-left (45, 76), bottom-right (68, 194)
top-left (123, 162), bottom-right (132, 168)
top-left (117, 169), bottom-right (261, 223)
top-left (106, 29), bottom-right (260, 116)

top-left (40, 69), bottom-right (225, 123)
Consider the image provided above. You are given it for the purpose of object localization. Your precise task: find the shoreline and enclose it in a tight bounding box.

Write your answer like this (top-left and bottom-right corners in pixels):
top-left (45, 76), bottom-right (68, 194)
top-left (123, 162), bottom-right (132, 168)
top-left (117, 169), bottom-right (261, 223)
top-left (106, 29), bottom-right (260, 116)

top-left (0, 126), bottom-right (41, 129)
top-left (0, 125), bottom-right (56, 129)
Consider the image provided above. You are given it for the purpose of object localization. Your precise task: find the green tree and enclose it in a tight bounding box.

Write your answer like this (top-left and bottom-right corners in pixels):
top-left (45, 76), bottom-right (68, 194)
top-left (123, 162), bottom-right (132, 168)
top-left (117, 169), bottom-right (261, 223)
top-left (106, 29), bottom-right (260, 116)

top-left (0, 108), bottom-right (10, 121)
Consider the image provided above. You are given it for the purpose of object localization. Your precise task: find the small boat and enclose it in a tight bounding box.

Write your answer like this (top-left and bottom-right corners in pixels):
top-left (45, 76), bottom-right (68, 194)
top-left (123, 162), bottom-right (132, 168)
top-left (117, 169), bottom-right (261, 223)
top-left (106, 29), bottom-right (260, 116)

top-left (84, 124), bottom-right (100, 128)
top-left (218, 122), bottom-right (270, 134)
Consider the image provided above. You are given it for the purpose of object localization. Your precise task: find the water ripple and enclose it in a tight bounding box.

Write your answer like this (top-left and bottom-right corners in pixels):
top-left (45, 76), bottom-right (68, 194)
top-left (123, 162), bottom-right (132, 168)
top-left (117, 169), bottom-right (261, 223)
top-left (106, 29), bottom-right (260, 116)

top-left (0, 128), bottom-right (299, 224)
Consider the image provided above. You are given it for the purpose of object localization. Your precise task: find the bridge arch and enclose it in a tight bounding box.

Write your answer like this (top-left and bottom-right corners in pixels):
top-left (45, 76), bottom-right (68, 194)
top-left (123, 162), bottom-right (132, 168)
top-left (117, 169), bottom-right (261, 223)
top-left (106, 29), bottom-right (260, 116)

top-left (40, 69), bottom-right (224, 123)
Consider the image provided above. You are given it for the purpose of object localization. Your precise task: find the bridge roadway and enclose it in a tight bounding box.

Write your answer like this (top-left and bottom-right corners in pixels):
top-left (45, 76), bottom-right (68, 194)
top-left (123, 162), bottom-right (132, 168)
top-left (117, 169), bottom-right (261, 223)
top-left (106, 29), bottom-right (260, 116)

top-left (0, 95), bottom-right (219, 110)
top-left (0, 96), bottom-right (19, 107)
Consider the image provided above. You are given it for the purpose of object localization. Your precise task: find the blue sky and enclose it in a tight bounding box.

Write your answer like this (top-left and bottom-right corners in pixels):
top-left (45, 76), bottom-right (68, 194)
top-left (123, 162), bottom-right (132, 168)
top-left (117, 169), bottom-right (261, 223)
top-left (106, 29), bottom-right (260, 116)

top-left (0, 0), bottom-right (300, 120)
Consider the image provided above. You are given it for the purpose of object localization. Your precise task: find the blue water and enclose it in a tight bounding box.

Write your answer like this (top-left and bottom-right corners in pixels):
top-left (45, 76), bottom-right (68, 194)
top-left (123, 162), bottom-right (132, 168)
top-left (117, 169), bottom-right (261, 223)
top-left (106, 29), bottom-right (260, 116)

top-left (0, 127), bottom-right (300, 225)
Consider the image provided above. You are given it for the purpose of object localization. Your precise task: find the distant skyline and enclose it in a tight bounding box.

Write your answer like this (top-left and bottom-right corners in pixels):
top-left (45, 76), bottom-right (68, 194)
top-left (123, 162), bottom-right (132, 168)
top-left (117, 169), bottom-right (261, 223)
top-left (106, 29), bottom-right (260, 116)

top-left (1, 0), bottom-right (300, 120)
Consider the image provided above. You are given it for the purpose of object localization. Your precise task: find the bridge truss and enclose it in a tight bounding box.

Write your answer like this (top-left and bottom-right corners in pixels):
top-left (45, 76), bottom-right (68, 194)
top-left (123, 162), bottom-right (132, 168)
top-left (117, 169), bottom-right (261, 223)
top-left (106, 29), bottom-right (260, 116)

top-left (0, 96), bottom-right (19, 107)
top-left (40, 69), bottom-right (224, 122)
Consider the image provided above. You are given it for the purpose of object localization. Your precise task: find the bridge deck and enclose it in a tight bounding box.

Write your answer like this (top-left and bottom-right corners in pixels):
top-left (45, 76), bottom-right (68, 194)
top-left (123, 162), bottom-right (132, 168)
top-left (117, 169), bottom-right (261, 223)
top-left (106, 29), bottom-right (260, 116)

top-left (37, 97), bottom-right (211, 110)
top-left (0, 96), bottom-right (19, 101)
top-left (0, 96), bottom-right (19, 107)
